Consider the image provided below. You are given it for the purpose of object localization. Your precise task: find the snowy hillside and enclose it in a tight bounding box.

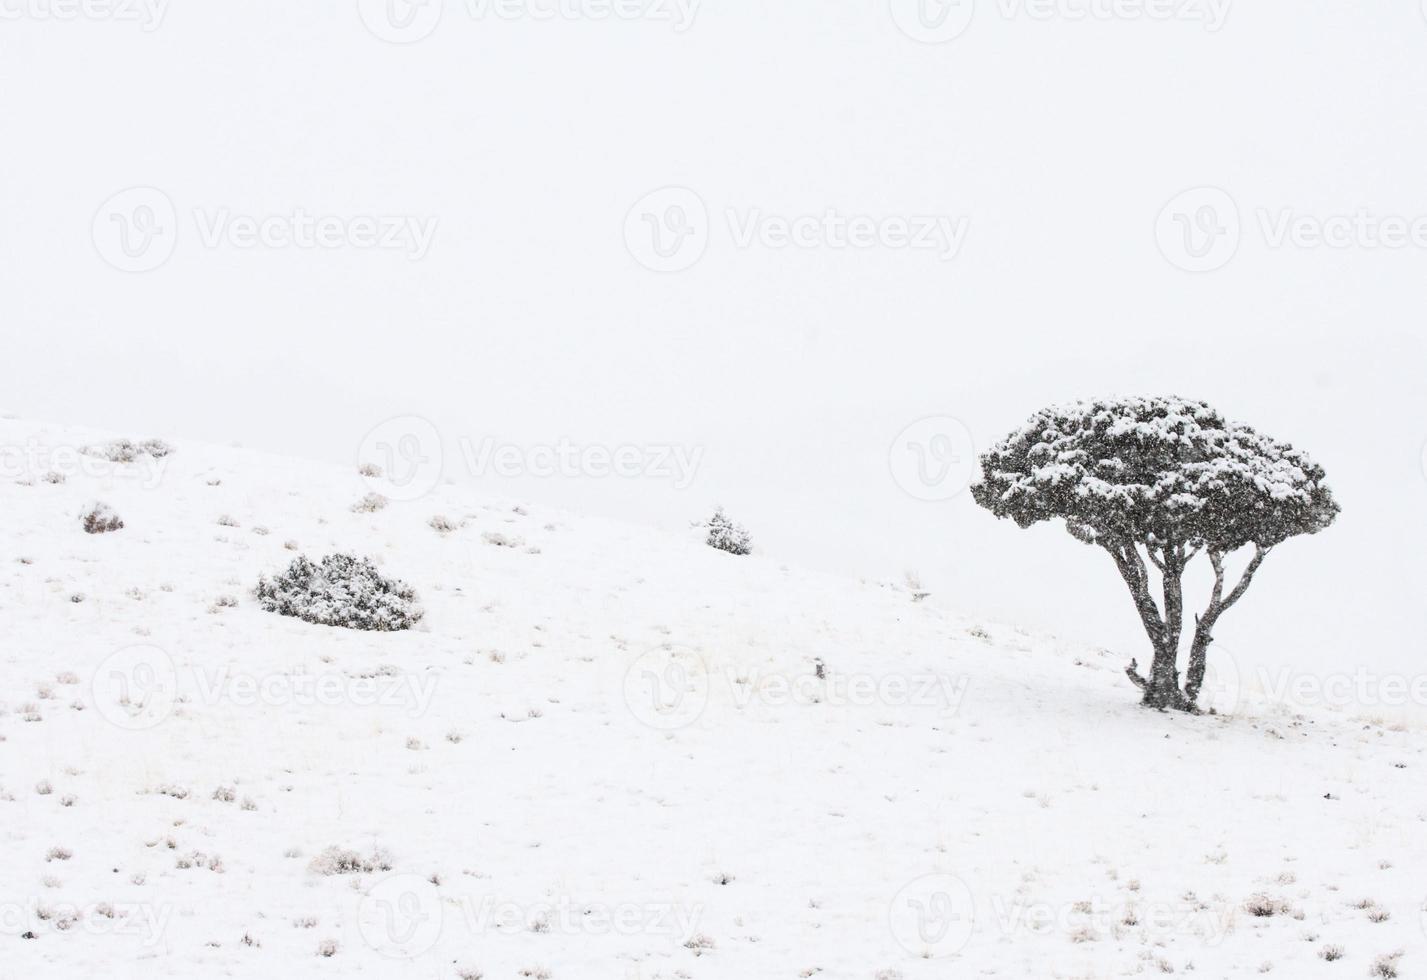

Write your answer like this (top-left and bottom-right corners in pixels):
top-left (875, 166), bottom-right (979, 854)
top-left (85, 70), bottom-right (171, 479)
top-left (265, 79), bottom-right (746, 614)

top-left (1, 418), bottom-right (1423, 979)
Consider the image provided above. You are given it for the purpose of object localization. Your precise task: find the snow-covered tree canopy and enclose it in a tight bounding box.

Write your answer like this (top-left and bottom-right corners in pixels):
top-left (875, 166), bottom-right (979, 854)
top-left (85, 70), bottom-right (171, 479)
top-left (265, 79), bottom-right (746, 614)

top-left (972, 396), bottom-right (1339, 712)
top-left (971, 396), bottom-right (1338, 553)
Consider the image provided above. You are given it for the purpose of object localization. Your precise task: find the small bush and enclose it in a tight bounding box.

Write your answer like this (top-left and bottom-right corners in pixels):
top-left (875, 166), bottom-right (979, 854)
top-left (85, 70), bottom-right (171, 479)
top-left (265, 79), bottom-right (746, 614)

top-left (1318, 945), bottom-right (1344, 961)
top-left (81, 502), bottom-right (123, 534)
top-left (1369, 953), bottom-right (1403, 978)
top-left (1244, 894), bottom-right (1293, 918)
top-left (255, 554), bottom-right (422, 632)
top-left (705, 508), bottom-right (751, 555)
top-left (307, 845), bottom-right (392, 876)
top-left (82, 438), bottom-right (172, 463)
top-left (429, 515), bottom-right (458, 534)
top-left (351, 493), bottom-right (389, 514)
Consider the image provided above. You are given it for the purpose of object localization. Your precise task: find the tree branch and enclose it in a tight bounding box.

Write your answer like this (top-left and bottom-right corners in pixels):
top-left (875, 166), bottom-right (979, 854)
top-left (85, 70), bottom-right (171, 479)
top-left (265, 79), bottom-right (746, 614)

top-left (1125, 658), bottom-right (1149, 690)
top-left (1220, 544), bottom-right (1270, 614)
top-left (1104, 540), bottom-right (1169, 659)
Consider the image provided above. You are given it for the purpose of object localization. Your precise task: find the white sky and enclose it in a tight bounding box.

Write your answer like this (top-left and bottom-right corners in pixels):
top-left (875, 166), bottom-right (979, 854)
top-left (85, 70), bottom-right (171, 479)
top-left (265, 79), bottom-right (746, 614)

top-left (3, 1), bottom-right (1424, 694)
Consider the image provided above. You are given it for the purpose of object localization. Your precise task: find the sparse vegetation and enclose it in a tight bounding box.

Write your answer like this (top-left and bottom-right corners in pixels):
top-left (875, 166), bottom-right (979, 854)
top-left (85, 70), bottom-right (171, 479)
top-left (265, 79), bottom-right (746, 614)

top-left (81, 502), bottom-right (124, 534)
top-left (351, 492), bottom-right (389, 514)
top-left (307, 845), bottom-right (393, 876)
top-left (82, 437), bottom-right (173, 463)
top-left (1369, 952), bottom-right (1403, 978)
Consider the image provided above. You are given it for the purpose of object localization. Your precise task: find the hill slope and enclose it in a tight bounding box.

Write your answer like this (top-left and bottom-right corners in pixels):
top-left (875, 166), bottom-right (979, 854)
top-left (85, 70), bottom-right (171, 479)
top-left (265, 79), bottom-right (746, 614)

top-left (1, 418), bottom-right (1423, 979)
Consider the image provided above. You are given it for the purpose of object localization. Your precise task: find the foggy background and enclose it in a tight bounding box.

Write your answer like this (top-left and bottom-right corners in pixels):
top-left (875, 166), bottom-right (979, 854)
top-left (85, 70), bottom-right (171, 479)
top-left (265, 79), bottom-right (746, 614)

top-left (3, 1), bottom-right (1424, 697)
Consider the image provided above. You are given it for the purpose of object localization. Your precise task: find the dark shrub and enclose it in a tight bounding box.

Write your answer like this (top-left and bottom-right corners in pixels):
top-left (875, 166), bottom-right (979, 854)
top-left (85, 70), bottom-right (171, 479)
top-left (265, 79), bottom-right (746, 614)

top-left (81, 502), bottom-right (124, 534)
top-left (255, 554), bottom-right (422, 632)
top-left (705, 508), bottom-right (752, 556)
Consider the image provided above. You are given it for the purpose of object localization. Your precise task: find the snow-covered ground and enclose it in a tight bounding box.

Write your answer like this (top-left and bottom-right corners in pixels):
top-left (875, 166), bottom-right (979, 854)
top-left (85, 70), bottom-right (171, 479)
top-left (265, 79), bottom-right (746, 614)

top-left (2, 418), bottom-right (1423, 979)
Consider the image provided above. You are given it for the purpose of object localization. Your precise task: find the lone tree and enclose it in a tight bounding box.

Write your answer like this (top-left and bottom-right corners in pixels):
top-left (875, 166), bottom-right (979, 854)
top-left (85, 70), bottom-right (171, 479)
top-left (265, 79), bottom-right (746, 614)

top-left (972, 396), bottom-right (1338, 712)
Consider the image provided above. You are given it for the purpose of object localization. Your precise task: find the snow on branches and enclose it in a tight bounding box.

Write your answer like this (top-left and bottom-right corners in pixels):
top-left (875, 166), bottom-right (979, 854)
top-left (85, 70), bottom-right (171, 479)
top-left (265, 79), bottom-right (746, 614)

top-left (971, 396), bottom-right (1339, 712)
top-left (971, 395), bottom-right (1337, 554)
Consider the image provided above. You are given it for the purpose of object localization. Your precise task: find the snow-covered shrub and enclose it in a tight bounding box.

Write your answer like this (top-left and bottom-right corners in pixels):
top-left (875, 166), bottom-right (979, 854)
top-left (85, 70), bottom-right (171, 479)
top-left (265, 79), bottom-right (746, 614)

top-left (973, 396), bottom-right (1338, 712)
top-left (255, 554), bottom-right (422, 631)
top-left (81, 502), bottom-right (124, 534)
top-left (307, 845), bottom-right (392, 876)
top-left (429, 514), bottom-right (458, 534)
top-left (82, 438), bottom-right (172, 463)
top-left (351, 492), bottom-right (388, 514)
top-left (1243, 893), bottom-right (1293, 918)
top-left (1369, 953), bottom-right (1403, 978)
top-left (705, 508), bottom-right (752, 556)
top-left (358, 462), bottom-right (382, 478)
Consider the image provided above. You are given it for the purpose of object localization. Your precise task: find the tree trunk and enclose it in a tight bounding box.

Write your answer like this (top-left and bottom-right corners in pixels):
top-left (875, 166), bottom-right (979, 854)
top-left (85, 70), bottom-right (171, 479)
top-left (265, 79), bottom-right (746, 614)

top-left (1140, 641), bottom-right (1194, 711)
top-left (1182, 618), bottom-right (1214, 706)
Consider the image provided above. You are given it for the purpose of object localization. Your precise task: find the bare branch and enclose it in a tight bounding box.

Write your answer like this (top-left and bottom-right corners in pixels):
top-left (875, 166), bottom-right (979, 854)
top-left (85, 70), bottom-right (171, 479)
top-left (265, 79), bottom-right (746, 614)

top-left (1125, 658), bottom-right (1149, 691)
top-left (1145, 546), bottom-right (1166, 573)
